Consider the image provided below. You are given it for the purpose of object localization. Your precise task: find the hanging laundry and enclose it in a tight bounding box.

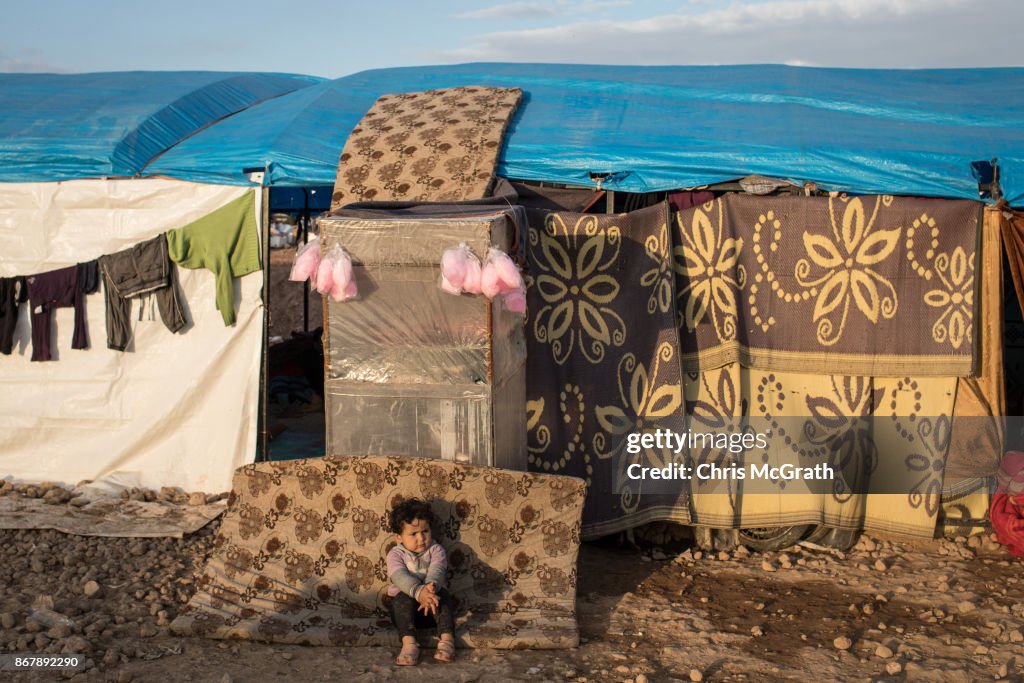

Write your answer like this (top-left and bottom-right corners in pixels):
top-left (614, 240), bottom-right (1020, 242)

top-left (166, 193), bottom-right (260, 326)
top-left (667, 190), bottom-right (714, 213)
top-left (0, 276), bottom-right (26, 355)
top-left (98, 235), bottom-right (186, 352)
top-left (25, 264), bottom-right (91, 362)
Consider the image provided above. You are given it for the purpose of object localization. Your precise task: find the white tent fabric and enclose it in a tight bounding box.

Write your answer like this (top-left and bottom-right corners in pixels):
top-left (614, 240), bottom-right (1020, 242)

top-left (0, 179), bottom-right (263, 493)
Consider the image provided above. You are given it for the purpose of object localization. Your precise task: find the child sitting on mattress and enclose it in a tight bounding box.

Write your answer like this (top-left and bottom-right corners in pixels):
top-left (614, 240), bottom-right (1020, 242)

top-left (386, 497), bottom-right (456, 665)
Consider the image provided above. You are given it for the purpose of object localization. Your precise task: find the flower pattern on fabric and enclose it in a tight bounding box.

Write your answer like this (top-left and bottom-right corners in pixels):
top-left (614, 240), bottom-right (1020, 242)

top-left (172, 456), bottom-right (586, 649)
top-left (641, 217), bottom-right (674, 315)
top-left (417, 462), bottom-right (449, 499)
top-left (331, 87), bottom-right (521, 207)
top-left (673, 199), bottom-right (745, 340)
top-left (797, 197), bottom-right (901, 346)
top-left (353, 462), bottom-right (385, 499)
top-left (541, 520), bottom-right (572, 557)
top-left (343, 554), bottom-right (376, 592)
top-left (283, 550), bottom-right (315, 585)
top-left (537, 565), bottom-right (572, 597)
top-left (295, 465), bottom-right (325, 499)
top-left (593, 344), bottom-right (684, 512)
top-left (292, 507), bottom-right (323, 544)
top-left (350, 507), bottom-right (380, 546)
top-left (484, 472), bottom-right (517, 508)
top-left (911, 210), bottom-right (975, 350)
top-left (478, 515), bottom-right (511, 557)
top-left (529, 213), bottom-right (626, 365)
top-left (237, 504), bottom-right (264, 541)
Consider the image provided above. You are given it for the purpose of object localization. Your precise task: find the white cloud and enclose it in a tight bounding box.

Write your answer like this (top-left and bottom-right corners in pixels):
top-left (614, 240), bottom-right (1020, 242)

top-left (456, 2), bottom-right (559, 20)
top-left (442, 0), bottom-right (1024, 68)
top-left (457, 0), bottom-right (632, 21)
top-left (570, 0), bottom-right (634, 11)
top-left (0, 48), bottom-right (72, 73)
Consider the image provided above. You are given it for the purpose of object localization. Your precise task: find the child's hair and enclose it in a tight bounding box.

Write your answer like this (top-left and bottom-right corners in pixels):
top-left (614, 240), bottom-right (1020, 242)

top-left (389, 497), bottom-right (434, 534)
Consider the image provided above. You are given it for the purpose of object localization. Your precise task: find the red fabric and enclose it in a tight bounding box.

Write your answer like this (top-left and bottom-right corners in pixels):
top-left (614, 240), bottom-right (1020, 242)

top-left (990, 493), bottom-right (1024, 558)
top-left (997, 451), bottom-right (1024, 494)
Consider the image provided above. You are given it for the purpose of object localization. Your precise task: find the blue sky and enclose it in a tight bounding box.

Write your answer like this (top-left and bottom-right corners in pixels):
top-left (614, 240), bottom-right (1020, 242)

top-left (3, 0), bottom-right (1021, 76)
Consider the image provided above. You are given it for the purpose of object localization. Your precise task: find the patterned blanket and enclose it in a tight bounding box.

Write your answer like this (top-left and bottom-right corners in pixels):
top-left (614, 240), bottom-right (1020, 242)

top-left (523, 198), bottom-right (995, 540)
top-left (171, 457), bottom-right (585, 649)
top-left (331, 86), bottom-right (522, 208)
top-left (674, 194), bottom-right (980, 376)
top-left (524, 204), bottom-right (690, 538)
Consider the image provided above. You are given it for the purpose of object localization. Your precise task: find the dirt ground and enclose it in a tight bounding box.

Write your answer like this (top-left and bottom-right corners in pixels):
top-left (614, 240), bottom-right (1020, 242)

top-left (2, 514), bottom-right (1022, 683)
top-left (7, 250), bottom-right (1021, 681)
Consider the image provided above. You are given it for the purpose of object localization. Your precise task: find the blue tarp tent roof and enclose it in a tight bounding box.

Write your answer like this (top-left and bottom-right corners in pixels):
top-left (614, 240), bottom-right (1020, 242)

top-left (0, 71), bottom-right (322, 182)
top-left (3, 64), bottom-right (1024, 205)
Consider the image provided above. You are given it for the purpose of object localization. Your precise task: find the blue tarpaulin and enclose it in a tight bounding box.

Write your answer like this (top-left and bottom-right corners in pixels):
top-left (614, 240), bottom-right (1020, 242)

top-left (0, 71), bottom-right (322, 182)
top-left (3, 64), bottom-right (1024, 205)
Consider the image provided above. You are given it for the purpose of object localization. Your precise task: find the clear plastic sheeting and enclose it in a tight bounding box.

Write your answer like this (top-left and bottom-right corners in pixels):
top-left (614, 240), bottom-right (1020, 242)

top-left (0, 179), bottom-right (263, 493)
top-left (146, 63), bottom-right (1024, 206)
top-left (0, 71), bottom-right (321, 183)
top-left (320, 209), bottom-right (527, 469)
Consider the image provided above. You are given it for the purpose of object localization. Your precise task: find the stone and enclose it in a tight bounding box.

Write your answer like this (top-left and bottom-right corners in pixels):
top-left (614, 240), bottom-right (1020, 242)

top-left (0, 613), bottom-right (15, 629)
top-left (689, 670), bottom-right (703, 682)
top-left (63, 636), bottom-right (90, 653)
top-left (874, 645), bottom-right (893, 659)
top-left (47, 624), bottom-right (72, 639)
top-left (635, 675), bottom-right (649, 683)
top-left (761, 560), bottom-right (776, 572)
top-left (83, 581), bottom-right (101, 598)
top-left (833, 636), bottom-right (852, 650)
top-left (139, 624), bottom-right (158, 638)
top-left (885, 661), bottom-right (902, 675)
top-left (955, 600), bottom-right (976, 614)
top-left (874, 559), bottom-right (888, 572)
top-left (188, 492), bottom-right (207, 506)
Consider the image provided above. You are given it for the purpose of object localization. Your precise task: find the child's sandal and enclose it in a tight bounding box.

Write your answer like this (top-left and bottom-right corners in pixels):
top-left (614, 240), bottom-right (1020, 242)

top-left (434, 637), bottom-right (455, 663)
top-left (396, 640), bottom-right (420, 666)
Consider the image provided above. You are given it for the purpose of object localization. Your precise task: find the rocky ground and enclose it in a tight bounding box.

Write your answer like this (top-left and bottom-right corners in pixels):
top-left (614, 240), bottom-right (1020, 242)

top-left (1, 491), bottom-right (1022, 682)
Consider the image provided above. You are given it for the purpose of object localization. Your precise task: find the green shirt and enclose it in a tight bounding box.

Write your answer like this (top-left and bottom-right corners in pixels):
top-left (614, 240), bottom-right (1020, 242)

top-left (166, 193), bottom-right (261, 326)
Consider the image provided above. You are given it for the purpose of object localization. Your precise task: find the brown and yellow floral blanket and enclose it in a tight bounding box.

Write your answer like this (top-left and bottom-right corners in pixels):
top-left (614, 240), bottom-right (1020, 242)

top-left (674, 194), bottom-right (980, 376)
top-left (524, 204), bottom-right (691, 539)
top-left (171, 456), bottom-right (586, 649)
top-left (330, 86), bottom-right (522, 208)
top-left (524, 198), bottom-right (996, 540)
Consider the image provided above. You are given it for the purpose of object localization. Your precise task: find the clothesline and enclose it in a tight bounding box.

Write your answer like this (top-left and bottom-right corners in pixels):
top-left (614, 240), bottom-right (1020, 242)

top-left (0, 193), bottom-right (259, 362)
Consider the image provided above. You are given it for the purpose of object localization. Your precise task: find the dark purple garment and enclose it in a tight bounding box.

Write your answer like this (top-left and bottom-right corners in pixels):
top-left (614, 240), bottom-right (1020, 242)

top-left (667, 190), bottom-right (714, 213)
top-left (0, 276), bottom-right (26, 355)
top-left (25, 265), bottom-right (91, 362)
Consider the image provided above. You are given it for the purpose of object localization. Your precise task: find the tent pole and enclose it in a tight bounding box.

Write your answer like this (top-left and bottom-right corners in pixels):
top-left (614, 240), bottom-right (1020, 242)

top-left (258, 179), bottom-right (271, 463)
top-left (302, 189), bottom-right (310, 333)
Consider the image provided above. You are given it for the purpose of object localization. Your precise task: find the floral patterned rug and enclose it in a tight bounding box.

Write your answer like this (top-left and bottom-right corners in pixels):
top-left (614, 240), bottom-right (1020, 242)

top-left (171, 456), bottom-right (585, 649)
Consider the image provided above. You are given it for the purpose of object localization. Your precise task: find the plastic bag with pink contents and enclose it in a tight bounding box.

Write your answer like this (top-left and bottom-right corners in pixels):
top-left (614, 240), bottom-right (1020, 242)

top-left (317, 244), bottom-right (358, 302)
top-left (481, 248), bottom-right (523, 299)
top-left (439, 243), bottom-right (482, 295)
top-left (289, 236), bottom-right (321, 285)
